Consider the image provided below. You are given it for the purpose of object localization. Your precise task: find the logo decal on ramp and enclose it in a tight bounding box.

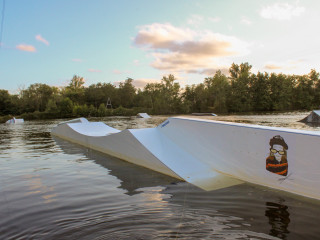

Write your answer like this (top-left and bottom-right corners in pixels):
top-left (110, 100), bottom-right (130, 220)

top-left (266, 135), bottom-right (288, 176)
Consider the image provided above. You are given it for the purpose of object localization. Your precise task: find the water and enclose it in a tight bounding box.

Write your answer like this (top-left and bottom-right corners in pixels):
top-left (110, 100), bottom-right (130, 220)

top-left (1, 113), bottom-right (320, 240)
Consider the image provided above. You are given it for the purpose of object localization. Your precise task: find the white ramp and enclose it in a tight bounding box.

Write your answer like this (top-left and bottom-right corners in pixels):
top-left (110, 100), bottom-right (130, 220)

top-left (137, 113), bottom-right (151, 118)
top-left (52, 117), bottom-right (320, 200)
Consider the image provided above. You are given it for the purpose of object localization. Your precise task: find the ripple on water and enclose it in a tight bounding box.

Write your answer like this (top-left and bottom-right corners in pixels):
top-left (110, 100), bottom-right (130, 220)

top-left (1, 114), bottom-right (320, 239)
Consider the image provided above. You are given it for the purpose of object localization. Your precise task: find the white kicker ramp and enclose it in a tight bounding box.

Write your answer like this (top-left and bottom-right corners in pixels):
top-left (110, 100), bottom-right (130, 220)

top-left (52, 117), bottom-right (320, 200)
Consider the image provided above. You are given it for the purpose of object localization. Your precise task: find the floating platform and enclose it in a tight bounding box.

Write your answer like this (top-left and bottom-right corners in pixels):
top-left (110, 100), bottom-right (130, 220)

top-left (6, 118), bottom-right (24, 124)
top-left (300, 110), bottom-right (320, 123)
top-left (52, 117), bottom-right (320, 200)
top-left (137, 113), bottom-right (151, 118)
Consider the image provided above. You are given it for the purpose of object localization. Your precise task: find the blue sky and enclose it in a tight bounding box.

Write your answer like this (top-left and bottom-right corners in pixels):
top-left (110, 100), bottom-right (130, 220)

top-left (1, 0), bottom-right (319, 92)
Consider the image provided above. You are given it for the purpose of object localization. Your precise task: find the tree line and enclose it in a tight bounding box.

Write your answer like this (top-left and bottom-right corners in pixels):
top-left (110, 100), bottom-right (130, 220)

top-left (1, 62), bottom-right (320, 121)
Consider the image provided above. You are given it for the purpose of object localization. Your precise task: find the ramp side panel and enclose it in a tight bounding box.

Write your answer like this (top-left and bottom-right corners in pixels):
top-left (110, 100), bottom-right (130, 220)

top-left (52, 123), bottom-right (181, 179)
top-left (130, 128), bottom-right (243, 191)
top-left (159, 117), bottom-right (320, 200)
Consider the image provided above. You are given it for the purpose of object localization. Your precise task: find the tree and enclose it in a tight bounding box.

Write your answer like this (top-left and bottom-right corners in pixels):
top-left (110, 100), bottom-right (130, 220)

top-left (58, 97), bottom-right (73, 117)
top-left (19, 83), bottom-right (54, 112)
top-left (269, 73), bottom-right (294, 111)
top-left (228, 62), bottom-right (253, 112)
top-left (118, 78), bottom-right (136, 108)
top-left (64, 75), bottom-right (86, 105)
top-left (0, 90), bottom-right (13, 115)
top-left (205, 70), bottom-right (230, 113)
top-left (250, 72), bottom-right (272, 111)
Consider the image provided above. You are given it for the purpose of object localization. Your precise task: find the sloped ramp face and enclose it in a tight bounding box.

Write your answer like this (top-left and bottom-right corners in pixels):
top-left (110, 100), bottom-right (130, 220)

top-left (130, 128), bottom-right (243, 191)
top-left (159, 117), bottom-right (320, 200)
top-left (51, 118), bottom-right (242, 191)
top-left (300, 110), bottom-right (320, 123)
top-left (51, 120), bottom-right (181, 180)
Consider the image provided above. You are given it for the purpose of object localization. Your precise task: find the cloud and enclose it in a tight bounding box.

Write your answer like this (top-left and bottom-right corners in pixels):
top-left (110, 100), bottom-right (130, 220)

top-left (187, 15), bottom-right (204, 26)
top-left (16, 44), bottom-right (36, 52)
top-left (263, 59), bottom-right (308, 74)
top-left (113, 69), bottom-right (122, 74)
top-left (88, 68), bottom-right (102, 72)
top-left (114, 78), bottom-right (159, 89)
top-left (133, 23), bottom-right (249, 75)
top-left (241, 17), bottom-right (252, 25)
top-left (72, 58), bottom-right (83, 62)
top-left (260, 3), bottom-right (305, 20)
top-left (208, 17), bottom-right (221, 23)
top-left (35, 34), bottom-right (50, 45)
top-left (113, 69), bottom-right (131, 74)
top-left (264, 64), bottom-right (282, 70)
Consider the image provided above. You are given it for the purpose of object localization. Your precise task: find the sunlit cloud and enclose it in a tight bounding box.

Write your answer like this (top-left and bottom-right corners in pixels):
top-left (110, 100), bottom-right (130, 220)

top-left (88, 68), bottom-right (102, 72)
top-left (113, 69), bottom-right (121, 74)
top-left (72, 58), bottom-right (83, 62)
top-left (35, 34), bottom-right (49, 46)
top-left (263, 59), bottom-right (310, 74)
top-left (260, 2), bottom-right (305, 20)
top-left (241, 17), bottom-right (252, 25)
top-left (208, 17), bottom-right (221, 23)
top-left (16, 44), bottom-right (36, 52)
top-left (114, 78), bottom-right (159, 89)
top-left (113, 69), bottom-right (131, 74)
top-left (133, 23), bottom-right (249, 75)
top-left (133, 60), bottom-right (140, 66)
top-left (187, 15), bottom-right (204, 26)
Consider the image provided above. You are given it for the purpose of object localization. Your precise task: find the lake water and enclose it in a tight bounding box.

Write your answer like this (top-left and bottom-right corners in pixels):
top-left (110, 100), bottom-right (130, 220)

top-left (1, 112), bottom-right (320, 240)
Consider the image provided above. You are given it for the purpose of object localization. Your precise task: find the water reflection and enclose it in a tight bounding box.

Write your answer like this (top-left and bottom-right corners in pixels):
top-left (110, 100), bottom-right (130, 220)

top-left (52, 137), bottom-right (280, 239)
top-left (53, 136), bottom-right (180, 196)
top-left (265, 200), bottom-right (290, 239)
top-left (3, 116), bottom-right (320, 239)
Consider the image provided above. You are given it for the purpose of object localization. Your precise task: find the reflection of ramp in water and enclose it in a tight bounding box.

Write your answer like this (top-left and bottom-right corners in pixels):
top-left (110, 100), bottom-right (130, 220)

top-left (53, 136), bottom-right (180, 195)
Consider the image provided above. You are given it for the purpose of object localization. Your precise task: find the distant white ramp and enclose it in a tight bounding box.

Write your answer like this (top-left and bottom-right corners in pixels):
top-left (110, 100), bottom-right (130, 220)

top-left (6, 117), bottom-right (24, 124)
top-left (137, 113), bottom-right (151, 118)
top-left (52, 117), bottom-right (320, 200)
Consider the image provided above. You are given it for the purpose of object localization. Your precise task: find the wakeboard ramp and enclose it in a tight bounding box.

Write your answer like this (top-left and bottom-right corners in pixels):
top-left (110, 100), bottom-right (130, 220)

top-left (52, 117), bottom-right (320, 200)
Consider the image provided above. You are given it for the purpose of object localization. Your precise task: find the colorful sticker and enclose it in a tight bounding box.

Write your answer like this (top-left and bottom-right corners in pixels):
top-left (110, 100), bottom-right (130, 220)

top-left (266, 135), bottom-right (288, 176)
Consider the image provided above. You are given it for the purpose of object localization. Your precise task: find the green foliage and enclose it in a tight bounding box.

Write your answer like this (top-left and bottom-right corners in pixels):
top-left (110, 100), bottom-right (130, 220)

top-left (119, 78), bottom-right (136, 108)
top-left (250, 72), bottom-right (272, 111)
top-left (45, 99), bottom-right (58, 113)
top-left (205, 70), bottom-right (230, 113)
top-left (228, 62), bottom-right (253, 112)
top-left (58, 97), bottom-right (74, 117)
top-left (2, 65), bottom-right (320, 120)
top-left (0, 90), bottom-right (13, 115)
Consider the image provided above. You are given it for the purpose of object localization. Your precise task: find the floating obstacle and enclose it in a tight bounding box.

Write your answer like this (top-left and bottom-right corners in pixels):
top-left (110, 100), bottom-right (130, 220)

top-left (52, 117), bottom-right (320, 200)
top-left (137, 113), bottom-right (151, 118)
top-left (300, 110), bottom-right (320, 123)
top-left (5, 117), bottom-right (24, 124)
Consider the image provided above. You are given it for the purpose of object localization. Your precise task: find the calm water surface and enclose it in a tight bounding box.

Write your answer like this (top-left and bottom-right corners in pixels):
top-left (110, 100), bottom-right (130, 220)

top-left (1, 112), bottom-right (320, 240)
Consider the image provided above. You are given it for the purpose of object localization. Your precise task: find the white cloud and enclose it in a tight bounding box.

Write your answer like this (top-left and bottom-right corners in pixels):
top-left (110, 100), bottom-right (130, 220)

top-left (260, 3), bottom-right (305, 20)
top-left (133, 23), bottom-right (249, 75)
top-left (16, 44), bottom-right (36, 52)
top-left (241, 17), bottom-right (252, 25)
top-left (112, 69), bottom-right (131, 74)
top-left (208, 17), bottom-right (221, 23)
top-left (88, 69), bottom-right (102, 73)
top-left (72, 58), bottom-right (83, 62)
top-left (114, 78), bottom-right (159, 89)
top-left (35, 34), bottom-right (49, 46)
top-left (187, 15), bottom-right (204, 26)
top-left (263, 59), bottom-right (310, 74)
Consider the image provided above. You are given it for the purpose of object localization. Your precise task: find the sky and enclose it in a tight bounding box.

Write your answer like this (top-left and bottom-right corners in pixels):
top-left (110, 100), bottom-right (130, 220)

top-left (1, 0), bottom-right (320, 93)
